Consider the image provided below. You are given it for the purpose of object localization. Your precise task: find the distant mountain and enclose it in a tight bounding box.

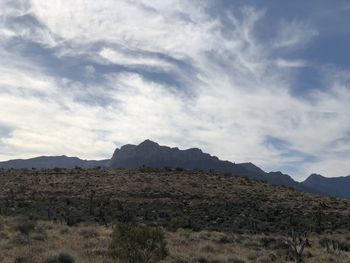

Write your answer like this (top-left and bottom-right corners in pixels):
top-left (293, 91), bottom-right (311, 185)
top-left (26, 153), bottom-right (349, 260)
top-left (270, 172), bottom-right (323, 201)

top-left (0, 156), bottom-right (109, 169)
top-left (110, 140), bottom-right (320, 194)
top-left (265, 171), bottom-right (321, 194)
top-left (302, 174), bottom-right (350, 198)
top-left (110, 139), bottom-right (264, 179)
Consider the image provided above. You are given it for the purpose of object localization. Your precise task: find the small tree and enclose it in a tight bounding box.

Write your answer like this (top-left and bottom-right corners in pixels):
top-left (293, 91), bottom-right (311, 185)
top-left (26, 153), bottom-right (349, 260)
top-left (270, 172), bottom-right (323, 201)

top-left (109, 224), bottom-right (168, 263)
top-left (285, 230), bottom-right (309, 263)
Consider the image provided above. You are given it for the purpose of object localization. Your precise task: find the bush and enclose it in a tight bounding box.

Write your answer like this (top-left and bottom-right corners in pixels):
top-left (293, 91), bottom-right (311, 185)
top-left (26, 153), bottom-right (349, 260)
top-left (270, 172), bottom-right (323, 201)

top-left (109, 223), bottom-right (168, 263)
top-left (14, 256), bottom-right (35, 263)
top-left (44, 253), bottom-right (75, 263)
top-left (32, 233), bottom-right (46, 241)
top-left (320, 237), bottom-right (350, 252)
top-left (16, 221), bottom-right (36, 236)
top-left (196, 257), bottom-right (208, 263)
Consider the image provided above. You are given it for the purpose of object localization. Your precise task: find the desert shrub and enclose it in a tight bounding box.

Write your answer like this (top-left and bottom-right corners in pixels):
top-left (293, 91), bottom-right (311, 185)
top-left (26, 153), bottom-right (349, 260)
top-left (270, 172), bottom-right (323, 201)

top-left (320, 237), bottom-right (350, 252)
top-left (256, 253), bottom-right (277, 263)
top-left (227, 257), bottom-right (245, 263)
top-left (115, 209), bottom-right (135, 224)
top-left (217, 234), bottom-right (232, 244)
top-left (338, 240), bottom-right (350, 251)
top-left (211, 259), bottom-right (227, 263)
top-left (16, 220), bottom-right (36, 236)
top-left (260, 237), bottom-right (288, 250)
top-left (11, 233), bottom-right (30, 245)
top-left (201, 244), bottom-right (215, 253)
top-left (32, 233), bottom-right (46, 241)
top-left (44, 253), bottom-right (75, 263)
top-left (12, 248), bottom-right (37, 262)
top-left (247, 252), bottom-right (257, 261)
top-left (109, 223), bottom-right (168, 263)
top-left (60, 228), bottom-right (70, 235)
top-left (14, 256), bottom-right (33, 263)
top-left (78, 227), bottom-right (98, 239)
top-left (196, 257), bottom-right (209, 263)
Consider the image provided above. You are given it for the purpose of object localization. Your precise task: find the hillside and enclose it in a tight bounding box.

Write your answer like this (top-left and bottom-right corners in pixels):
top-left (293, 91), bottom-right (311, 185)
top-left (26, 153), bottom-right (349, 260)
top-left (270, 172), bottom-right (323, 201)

top-left (1, 168), bottom-right (349, 234)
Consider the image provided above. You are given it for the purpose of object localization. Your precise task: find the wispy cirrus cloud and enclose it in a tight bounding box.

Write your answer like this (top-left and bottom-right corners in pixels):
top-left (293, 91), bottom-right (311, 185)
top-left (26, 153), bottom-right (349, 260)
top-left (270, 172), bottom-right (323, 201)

top-left (0, 0), bottom-right (349, 180)
top-left (273, 19), bottom-right (319, 49)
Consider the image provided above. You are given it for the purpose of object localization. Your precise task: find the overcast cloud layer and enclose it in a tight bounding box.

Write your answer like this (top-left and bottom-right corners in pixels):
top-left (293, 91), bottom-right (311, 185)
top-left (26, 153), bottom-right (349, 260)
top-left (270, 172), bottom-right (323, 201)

top-left (0, 0), bottom-right (350, 180)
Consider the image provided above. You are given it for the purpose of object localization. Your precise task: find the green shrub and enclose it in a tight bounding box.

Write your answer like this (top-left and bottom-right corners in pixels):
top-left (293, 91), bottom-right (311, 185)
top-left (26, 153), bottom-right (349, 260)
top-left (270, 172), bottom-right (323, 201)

top-left (109, 223), bottom-right (168, 263)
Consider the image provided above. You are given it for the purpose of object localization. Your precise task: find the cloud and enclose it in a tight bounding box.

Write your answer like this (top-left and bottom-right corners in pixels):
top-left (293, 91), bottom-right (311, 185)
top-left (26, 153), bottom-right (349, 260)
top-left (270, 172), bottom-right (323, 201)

top-left (0, 0), bottom-right (349, 180)
top-left (99, 48), bottom-right (174, 70)
top-left (273, 19), bottom-right (319, 50)
top-left (275, 58), bottom-right (307, 68)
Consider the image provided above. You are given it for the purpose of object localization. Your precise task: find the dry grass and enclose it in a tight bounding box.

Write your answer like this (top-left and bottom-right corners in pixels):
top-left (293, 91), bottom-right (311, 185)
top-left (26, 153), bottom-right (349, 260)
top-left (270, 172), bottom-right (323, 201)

top-left (0, 216), bottom-right (111, 263)
top-left (165, 229), bottom-right (350, 263)
top-left (0, 216), bottom-right (349, 263)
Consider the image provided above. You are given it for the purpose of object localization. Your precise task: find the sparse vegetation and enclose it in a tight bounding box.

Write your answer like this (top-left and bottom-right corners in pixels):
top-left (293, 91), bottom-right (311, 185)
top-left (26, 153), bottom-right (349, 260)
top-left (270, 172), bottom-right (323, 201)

top-left (0, 215), bottom-right (349, 262)
top-left (1, 168), bottom-right (349, 234)
top-left (0, 168), bottom-right (349, 262)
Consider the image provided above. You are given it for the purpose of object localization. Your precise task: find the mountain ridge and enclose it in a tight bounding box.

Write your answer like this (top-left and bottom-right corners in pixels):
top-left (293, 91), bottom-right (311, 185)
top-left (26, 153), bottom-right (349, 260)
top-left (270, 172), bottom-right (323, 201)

top-left (0, 155), bottom-right (109, 169)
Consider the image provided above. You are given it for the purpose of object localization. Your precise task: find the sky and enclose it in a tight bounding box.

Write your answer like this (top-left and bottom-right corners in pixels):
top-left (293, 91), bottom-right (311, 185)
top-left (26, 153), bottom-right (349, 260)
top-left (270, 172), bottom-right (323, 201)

top-left (0, 0), bottom-right (350, 180)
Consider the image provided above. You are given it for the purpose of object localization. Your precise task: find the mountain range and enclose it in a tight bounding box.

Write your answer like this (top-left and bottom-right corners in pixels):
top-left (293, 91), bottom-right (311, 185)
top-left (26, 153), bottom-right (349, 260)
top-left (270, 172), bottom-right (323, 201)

top-left (0, 155), bottom-right (109, 169)
top-left (0, 139), bottom-right (349, 198)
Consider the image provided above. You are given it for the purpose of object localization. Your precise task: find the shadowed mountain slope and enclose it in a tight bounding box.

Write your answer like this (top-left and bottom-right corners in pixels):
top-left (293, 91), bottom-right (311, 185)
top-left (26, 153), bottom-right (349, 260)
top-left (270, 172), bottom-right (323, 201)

top-left (302, 174), bottom-right (350, 198)
top-left (110, 140), bottom-right (263, 180)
